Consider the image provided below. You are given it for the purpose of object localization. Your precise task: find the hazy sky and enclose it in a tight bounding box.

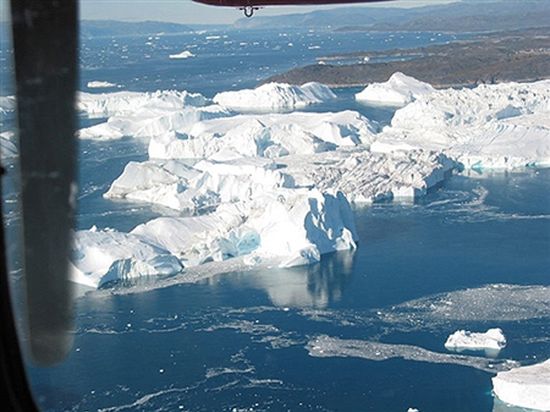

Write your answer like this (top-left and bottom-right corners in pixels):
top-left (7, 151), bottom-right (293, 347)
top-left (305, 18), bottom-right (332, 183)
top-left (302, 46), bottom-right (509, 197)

top-left (79, 0), bottom-right (462, 25)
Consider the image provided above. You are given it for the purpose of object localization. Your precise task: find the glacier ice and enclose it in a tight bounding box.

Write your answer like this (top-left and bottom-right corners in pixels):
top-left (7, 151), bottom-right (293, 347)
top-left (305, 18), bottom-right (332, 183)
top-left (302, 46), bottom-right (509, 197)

top-left (374, 79), bottom-right (550, 170)
top-left (492, 359), bottom-right (550, 411)
top-left (444, 328), bottom-right (506, 355)
top-left (355, 72), bottom-right (435, 107)
top-left (213, 82), bottom-right (337, 111)
top-left (70, 227), bottom-right (183, 288)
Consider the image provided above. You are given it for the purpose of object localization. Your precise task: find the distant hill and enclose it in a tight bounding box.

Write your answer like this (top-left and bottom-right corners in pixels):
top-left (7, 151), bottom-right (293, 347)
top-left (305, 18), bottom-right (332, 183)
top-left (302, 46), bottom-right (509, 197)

top-left (234, 0), bottom-right (550, 33)
top-left (80, 20), bottom-right (193, 38)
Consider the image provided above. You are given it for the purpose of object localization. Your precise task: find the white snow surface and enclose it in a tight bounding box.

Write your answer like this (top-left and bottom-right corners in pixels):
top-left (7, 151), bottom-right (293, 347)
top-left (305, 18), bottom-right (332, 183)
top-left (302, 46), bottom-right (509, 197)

top-left (492, 359), bottom-right (550, 411)
top-left (169, 50), bottom-right (195, 59)
top-left (374, 79), bottom-right (550, 170)
top-left (87, 81), bottom-right (117, 89)
top-left (213, 82), bottom-right (337, 111)
top-left (355, 72), bottom-right (435, 107)
top-left (445, 328), bottom-right (507, 353)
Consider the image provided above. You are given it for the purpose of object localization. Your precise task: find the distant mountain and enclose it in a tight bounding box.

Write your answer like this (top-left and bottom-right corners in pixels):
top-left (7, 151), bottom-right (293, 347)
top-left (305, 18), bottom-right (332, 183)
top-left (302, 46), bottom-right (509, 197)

top-left (233, 0), bottom-right (550, 32)
top-left (80, 20), bottom-right (193, 38)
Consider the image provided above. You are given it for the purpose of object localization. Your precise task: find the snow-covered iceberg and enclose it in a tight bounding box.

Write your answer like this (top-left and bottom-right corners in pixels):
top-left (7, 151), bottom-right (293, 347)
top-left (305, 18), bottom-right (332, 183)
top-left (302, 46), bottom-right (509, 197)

top-left (169, 50), bottom-right (195, 59)
top-left (73, 188), bottom-right (357, 287)
top-left (77, 89), bottom-right (209, 117)
top-left (87, 81), bottom-right (118, 89)
top-left (213, 82), bottom-right (337, 111)
top-left (492, 359), bottom-right (550, 411)
top-left (373, 78), bottom-right (550, 170)
top-left (355, 72), bottom-right (435, 107)
top-left (148, 110), bottom-right (377, 160)
top-left (70, 227), bottom-right (183, 288)
top-left (444, 328), bottom-right (506, 355)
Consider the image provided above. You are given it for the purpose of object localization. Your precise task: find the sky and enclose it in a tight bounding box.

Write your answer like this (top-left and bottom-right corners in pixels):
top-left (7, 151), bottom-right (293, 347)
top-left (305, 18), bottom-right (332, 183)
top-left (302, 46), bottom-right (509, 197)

top-left (78, 0), bottom-right (462, 25)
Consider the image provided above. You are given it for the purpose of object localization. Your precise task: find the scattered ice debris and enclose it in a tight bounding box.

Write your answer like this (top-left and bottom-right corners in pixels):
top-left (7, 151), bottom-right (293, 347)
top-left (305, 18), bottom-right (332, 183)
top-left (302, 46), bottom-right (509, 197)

top-left (444, 328), bottom-right (506, 356)
top-left (374, 78), bottom-right (550, 170)
top-left (169, 50), bottom-right (195, 59)
top-left (213, 82), bottom-right (337, 112)
top-left (492, 359), bottom-right (550, 411)
top-left (307, 335), bottom-right (517, 373)
top-left (87, 81), bottom-right (117, 89)
top-left (355, 72), bottom-right (435, 107)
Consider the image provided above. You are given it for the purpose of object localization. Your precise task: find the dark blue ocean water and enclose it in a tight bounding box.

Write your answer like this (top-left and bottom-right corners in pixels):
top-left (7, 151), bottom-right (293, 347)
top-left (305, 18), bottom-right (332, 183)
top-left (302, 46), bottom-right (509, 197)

top-left (1, 25), bottom-right (549, 412)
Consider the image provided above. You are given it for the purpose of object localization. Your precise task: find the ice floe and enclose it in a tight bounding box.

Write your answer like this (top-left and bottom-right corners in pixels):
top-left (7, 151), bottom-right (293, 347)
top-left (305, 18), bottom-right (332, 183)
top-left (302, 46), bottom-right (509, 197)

top-left (306, 335), bottom-right (517, 373)
top-left (213, 82), bottom-right (337, 111)
top-left (87, 81), bottom-right (117, 89)
top-left (355, 72), bottom-right (435, 107)
top-left (492, 359), bottom-right (550, 411)
top-left (0, 95), bottom-right (16, 118)
top-left (374, 79), bottom-right (550, 170)
top-left (444, 328), bottom-right (506, 355)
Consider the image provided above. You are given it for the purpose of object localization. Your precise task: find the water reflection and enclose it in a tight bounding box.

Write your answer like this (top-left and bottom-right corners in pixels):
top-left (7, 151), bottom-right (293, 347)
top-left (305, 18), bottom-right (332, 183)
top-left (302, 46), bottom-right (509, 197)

top-left (251, 249), bottom-right (356, 308)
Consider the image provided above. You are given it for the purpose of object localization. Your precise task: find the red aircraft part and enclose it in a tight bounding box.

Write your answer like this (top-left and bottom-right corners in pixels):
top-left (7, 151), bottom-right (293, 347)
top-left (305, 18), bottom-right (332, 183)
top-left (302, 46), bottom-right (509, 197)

top-left (193, 0), bottom-right (390, 6)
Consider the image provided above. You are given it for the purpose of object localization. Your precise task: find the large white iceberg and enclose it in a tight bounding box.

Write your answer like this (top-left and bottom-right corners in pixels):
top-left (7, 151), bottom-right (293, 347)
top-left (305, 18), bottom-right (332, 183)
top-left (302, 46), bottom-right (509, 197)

top-left (77, 89), bottom-right (209, 117)
top-left (444, 328), bottom-right (506, 355)
top-left (169, 50), bottom-right (195, 59)
top-left (213, 82), bottom-right (337, 111)
top-left (492, 359), bottom-right (550, 411)
top-left (355, 72), bottom-right (435, 107)
top-left (70, 227), bottom-right (183, 288)
top-left (73, 188), bottom-right (357, 287)
top-left (148, 110), bottom-right (377, 160)
top-left (373, 78), bottom-right (550, 170)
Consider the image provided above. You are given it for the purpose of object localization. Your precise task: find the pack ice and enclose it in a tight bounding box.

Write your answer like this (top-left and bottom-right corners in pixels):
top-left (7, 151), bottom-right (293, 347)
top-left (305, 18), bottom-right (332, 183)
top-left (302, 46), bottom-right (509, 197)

top-left (492, 359), bottom-right (550, 411)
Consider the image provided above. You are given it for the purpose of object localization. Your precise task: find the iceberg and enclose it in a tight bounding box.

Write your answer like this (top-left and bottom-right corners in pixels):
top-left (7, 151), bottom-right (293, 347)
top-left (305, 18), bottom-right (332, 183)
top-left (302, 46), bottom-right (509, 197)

top-left (169, 50), bottom-right (195, 59)
top-left (148, 111), bottom-right (377, 160)
top-left (87, 81), bottom-right (117, 89)
top-left (70, 227), bottom-right (183, 288)
top-left (492, 359), bottom-right (550, 411)
top-left (355, 72), bottom-right (435, 107)
top-left (213, 82), bottom-right (337, 111)
top-left (444, 328), bottom-right (506, 355)
top-left (373, 77), bottom-right (550, 170)
top-left (0, 95), bottom-right (16, 119)
top-left (77, 89), bottom-right (209, 117)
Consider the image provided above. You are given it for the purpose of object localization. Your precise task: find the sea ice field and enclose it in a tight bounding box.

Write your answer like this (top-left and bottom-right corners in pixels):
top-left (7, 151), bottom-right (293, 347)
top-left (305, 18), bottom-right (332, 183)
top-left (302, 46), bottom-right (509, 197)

top-left (1, 25), bottom-right (549, 411)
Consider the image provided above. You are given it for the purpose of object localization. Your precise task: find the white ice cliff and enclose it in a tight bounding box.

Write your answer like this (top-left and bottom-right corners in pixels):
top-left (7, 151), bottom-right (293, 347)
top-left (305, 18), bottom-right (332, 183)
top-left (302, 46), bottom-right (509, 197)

top-left (355, 72), bottom-right (435, 107)
top-left (492, 359), bottom-right (550, 411)
top-left (213, 82), bottom-right (337, 111)
top-left (444, 328), bottom-right (507, 353)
